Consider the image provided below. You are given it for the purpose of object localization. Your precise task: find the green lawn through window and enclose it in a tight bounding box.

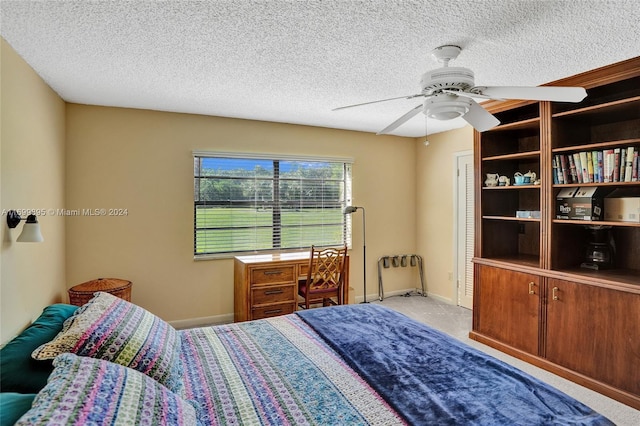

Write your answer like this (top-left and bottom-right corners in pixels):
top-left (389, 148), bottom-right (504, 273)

top-left (195, 207), bottom-right (344, 254)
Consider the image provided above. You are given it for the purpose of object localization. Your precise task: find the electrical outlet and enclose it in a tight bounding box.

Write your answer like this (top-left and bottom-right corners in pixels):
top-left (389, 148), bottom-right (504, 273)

top-left (448, 272), bottom-right (453, 281)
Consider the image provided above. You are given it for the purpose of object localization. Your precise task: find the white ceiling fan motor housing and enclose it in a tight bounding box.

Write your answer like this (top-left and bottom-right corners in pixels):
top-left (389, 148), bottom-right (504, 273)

top-left (424, 94), bottom-right (472, 120)
top-left (420, 67), bottom-right (475, 95)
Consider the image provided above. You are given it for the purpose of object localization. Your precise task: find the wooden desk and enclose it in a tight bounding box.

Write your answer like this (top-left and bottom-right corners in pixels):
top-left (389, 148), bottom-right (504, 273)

top-left (234, 252), bottom-right (349, 322)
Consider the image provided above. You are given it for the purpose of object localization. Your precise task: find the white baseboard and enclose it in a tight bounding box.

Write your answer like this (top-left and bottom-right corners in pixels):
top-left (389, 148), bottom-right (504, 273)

top-left (170, 313), bottom-right (234, 330)
top-left (353, 287), bottom-right (454, 304)
top-left (171, 289), bottom-right (455, 329)
top-left (424, 292), bottom-right (453, 304)
top-left (362, 288), bottom-right (454, 304)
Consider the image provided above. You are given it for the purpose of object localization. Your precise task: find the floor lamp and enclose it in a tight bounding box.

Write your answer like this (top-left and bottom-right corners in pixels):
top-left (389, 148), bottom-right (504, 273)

top-left (343, 205), bottom-right (367, 303)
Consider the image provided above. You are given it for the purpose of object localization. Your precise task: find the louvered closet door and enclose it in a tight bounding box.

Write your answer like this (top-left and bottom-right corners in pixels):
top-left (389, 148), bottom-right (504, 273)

top-left (457, 153), bottom-right (474, 309)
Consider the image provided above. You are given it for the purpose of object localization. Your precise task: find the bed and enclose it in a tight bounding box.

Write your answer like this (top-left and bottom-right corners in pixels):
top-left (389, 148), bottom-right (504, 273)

top-left (1, 292), bottom-right (613, 425)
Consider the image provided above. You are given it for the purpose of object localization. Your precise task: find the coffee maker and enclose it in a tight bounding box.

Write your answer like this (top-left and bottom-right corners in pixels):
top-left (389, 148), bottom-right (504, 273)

top-left (580, 225), bottom-right (615, 270)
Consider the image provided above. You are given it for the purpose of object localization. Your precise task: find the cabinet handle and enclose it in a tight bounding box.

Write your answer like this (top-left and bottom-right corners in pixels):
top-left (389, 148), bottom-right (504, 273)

top-left (528, 282), bottom-right (535, 295)
top-left (552, 286), bottom-right (559, 301)
top-left (264, 309), bottom-right (283, 315)
top-left (263, 270), bottom-right (283, 275)
top-left (264, 289), bottom-right (284, 295)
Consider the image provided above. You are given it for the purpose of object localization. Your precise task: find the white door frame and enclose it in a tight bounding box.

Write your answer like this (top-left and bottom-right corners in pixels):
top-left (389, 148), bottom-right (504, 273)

top-left (452, 150), bottom-right (474, 308)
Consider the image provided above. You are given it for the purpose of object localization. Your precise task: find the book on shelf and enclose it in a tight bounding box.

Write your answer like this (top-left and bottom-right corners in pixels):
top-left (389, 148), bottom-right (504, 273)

top-left (555, 146), bottom-right (639, 184)
top-left (556, 154), bottom-right (565, 184)
top-left (613, 148), bottom-right (620, 182)
top-left (604, 149), bottom-right (614, 182)
top-left (587, 151), bottom-right (594, 182)
top-left (573, 153), bottom-right (583, 183)
top-left (560, 154), bottom-right (570, 185)
top-left (579, 151), bottom-right (589, 183)
top-left (552, 156), bottom-right (559, 184)
top-left (592, 150), bottom-right (600, 183)
top-left (619, 148), bottom-right (627, 182)
top-left (568, 154), bottom-right (578, 184)
top-left (624, 146), bottom-right (634, 182)
top-left (597, 151), bottom-right (604, 183)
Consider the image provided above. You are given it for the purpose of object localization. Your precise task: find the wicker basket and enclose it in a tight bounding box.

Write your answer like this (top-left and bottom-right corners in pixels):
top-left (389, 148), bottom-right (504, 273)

top-left (68, 278), bottom-right (132, 306)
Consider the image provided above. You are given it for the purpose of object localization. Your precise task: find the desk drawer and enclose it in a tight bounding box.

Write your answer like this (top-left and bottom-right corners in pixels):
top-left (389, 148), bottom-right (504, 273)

top-left (252, 303), bottom-right (296, 320)
top-left (250, 265), bottom-right (296, 285)
top-left (252, 284), bottom-right (296, 305)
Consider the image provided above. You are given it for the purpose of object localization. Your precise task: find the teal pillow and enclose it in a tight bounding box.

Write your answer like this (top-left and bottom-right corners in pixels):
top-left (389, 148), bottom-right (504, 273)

top-left (0, 304), bottom-right (78, 393)
top-left (0, 393), bottom-right (36, 426)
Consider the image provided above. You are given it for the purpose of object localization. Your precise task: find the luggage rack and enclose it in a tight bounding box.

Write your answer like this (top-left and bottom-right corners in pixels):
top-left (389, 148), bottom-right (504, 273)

top-left (377, 254), bottom-right (426, 301)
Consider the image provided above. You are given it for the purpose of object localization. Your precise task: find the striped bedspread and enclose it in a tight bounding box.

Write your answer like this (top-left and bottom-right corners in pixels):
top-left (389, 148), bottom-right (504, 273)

top-left (180, 314), bottom-right (405, 425)
top-left (180, 304), bottom-right (612, 426)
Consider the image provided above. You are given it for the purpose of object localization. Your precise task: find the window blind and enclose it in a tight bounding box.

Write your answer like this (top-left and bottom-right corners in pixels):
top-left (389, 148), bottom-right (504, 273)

top-left (194, 153), bottom-right (353, 257)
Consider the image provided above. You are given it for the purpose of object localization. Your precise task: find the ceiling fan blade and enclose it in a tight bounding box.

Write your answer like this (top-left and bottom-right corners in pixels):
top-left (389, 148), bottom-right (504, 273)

top-left (442, 89), bottom-right (498, 100)
top-left (376, 104), bottom-right (423, 135)
top-left (474, 86), bottom-right (587, 103)
top-left (462, 99), bottom-right (501, 132)
top-left (333, 94), bottom-right (425, 111)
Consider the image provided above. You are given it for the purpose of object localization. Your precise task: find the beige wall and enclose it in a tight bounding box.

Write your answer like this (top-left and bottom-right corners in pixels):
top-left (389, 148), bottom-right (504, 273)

top-left (415, 126), bottom-right (474, 302)
top-left (1, 36), bottom-right (474, 337)
top-left (65, 105), bottom-right (419, 323)
top-left (1, 39), bottom-right (67, 343)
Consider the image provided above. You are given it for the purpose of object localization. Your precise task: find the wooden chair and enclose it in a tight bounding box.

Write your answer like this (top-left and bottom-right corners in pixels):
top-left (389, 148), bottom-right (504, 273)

top-left (298, 245), bottom-right (348, 309)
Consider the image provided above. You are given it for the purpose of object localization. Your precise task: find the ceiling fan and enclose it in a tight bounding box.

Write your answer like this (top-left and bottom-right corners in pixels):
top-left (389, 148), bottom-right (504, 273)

top-left (334, 45), bottom-right (587, 134)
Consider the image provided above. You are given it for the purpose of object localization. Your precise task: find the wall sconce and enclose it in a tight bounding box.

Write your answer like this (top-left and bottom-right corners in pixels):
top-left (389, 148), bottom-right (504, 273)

top-left (6, 210), bottom-right (44, 242)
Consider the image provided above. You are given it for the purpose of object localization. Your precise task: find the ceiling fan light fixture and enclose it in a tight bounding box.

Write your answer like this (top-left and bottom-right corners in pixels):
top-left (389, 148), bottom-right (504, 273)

top-left (425, 95), bottom-right (471, 121)
top-left (428, 108), bottom-right (466, 120)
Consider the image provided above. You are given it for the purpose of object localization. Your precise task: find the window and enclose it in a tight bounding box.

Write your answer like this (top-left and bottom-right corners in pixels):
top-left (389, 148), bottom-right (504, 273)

top-left (194, 152), bottom-right (353, 257)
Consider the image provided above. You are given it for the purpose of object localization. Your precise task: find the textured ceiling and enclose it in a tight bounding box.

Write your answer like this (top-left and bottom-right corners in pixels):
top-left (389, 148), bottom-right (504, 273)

top-left (1, 1), bottom-right (639, 137)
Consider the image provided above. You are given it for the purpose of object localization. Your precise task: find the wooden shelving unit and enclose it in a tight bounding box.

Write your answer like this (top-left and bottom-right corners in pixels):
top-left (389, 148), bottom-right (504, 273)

top-left (471, 57), bottom-right (640, 410)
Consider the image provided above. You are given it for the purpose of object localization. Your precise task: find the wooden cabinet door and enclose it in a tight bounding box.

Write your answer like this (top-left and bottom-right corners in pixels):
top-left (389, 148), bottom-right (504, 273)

top-left (546, 278), bottom-right (640, 396)
top-left (474, 264), bottom-right (540, 354)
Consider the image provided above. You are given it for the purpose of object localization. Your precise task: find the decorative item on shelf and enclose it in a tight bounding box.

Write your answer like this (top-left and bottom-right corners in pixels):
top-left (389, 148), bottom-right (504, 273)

top-left (6, 210), bottom-right (44, 242)
top-left (498, 175), bottom-right (510, 186)
top-left (580, 225), bottom-right (615, 270)
top-left (533, 178), bottom-right (541, 185)
top-left (485, 173), bottom-right (499, 187)
top-left (513, 172), bottom-right (528, 185)
top-left (343, 205), bottom-right (368, 303)
top-left (514, 171), bottom-right (536, 185)
top-left (516, 210), bottom-right (541, 219)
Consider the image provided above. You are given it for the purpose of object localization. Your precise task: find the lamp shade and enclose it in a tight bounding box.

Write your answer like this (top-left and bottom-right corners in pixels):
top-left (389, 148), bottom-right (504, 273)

top-left (17, 215), bottom-right (44, 242)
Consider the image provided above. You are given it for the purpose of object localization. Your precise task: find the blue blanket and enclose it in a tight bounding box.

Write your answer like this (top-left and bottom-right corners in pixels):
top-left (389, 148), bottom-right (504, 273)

top-left (297, 304), bottom-right (613, 426)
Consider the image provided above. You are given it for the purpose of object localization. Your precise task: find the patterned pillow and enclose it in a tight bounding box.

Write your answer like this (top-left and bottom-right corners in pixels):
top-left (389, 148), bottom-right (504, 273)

top-left (15, 353), bottom-right (197, 425)
top-left (32, 292), bottom-right (183, 393)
